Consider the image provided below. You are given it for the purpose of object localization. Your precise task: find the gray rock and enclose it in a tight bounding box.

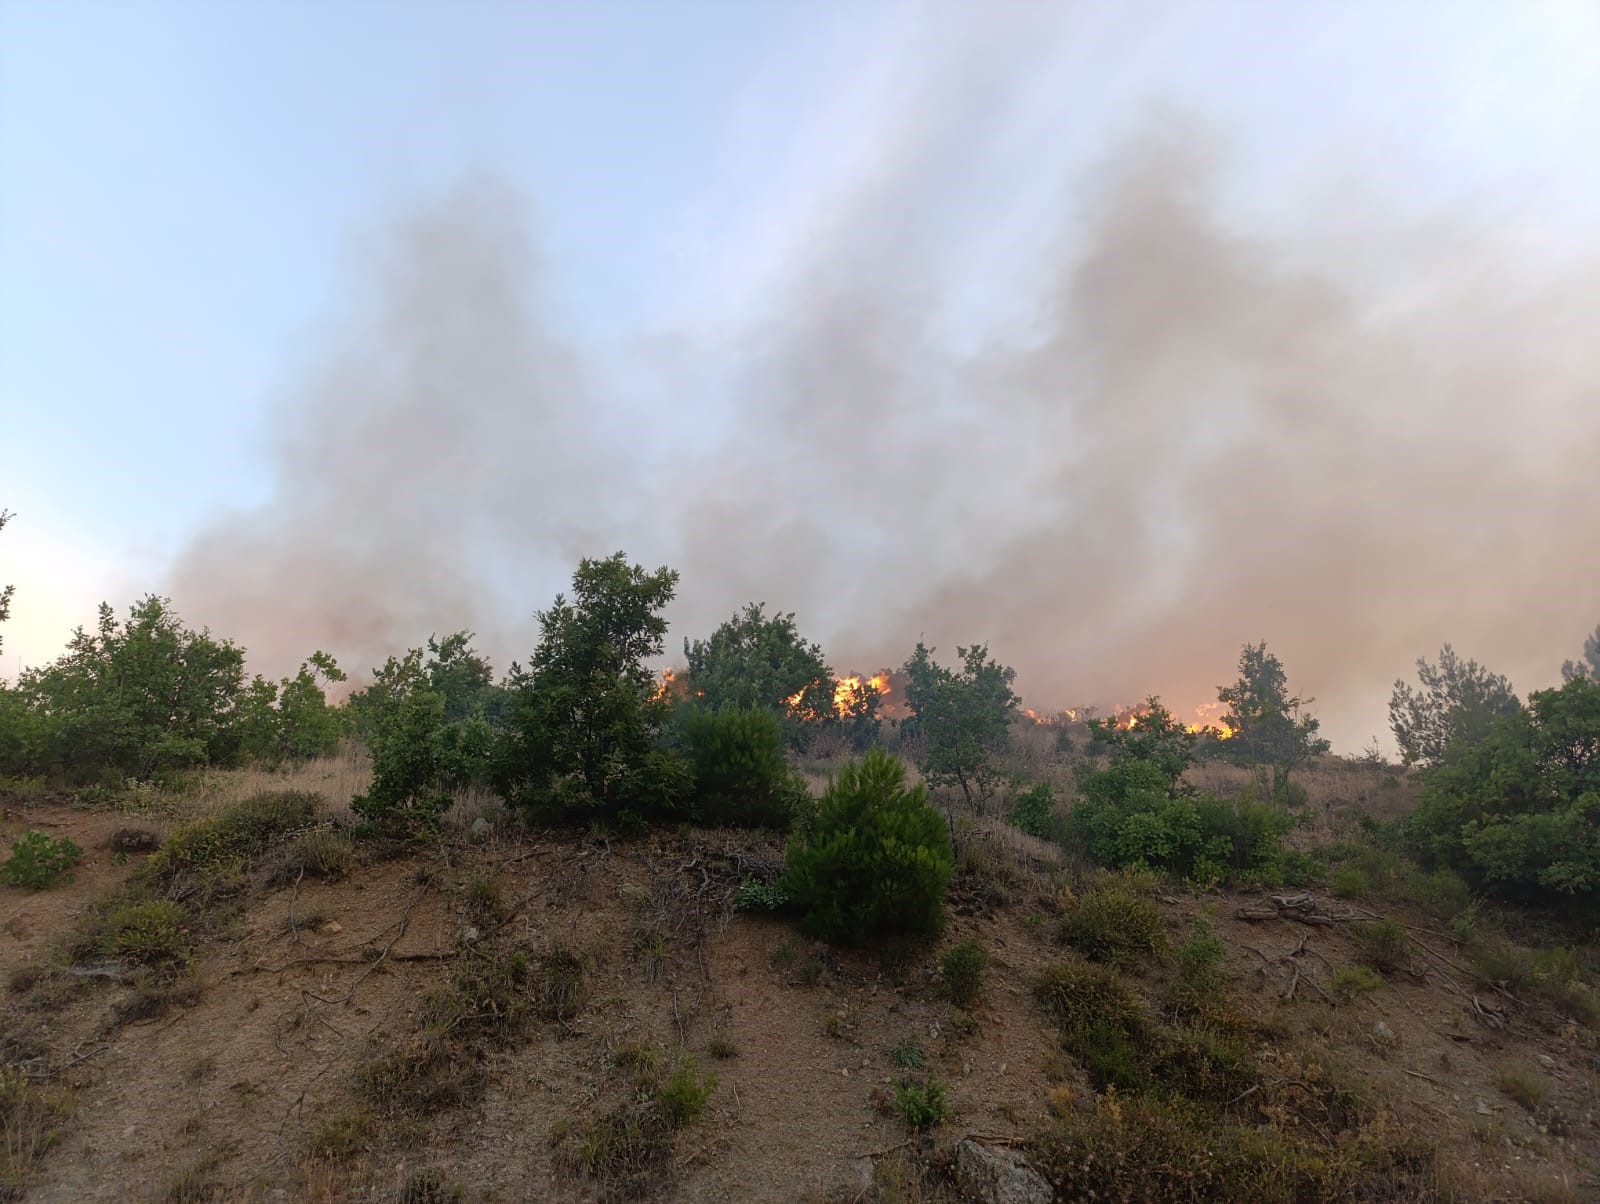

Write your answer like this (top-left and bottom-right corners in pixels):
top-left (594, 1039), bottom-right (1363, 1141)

top-left (955, 1138), bottom-right (1054, 1204)
top-left (462, 926), bottom-right (481, 944)
top-left (1536, 1054), bottom-right (1556, 1070)
top-left (470, 816), bottom-right (491, 837)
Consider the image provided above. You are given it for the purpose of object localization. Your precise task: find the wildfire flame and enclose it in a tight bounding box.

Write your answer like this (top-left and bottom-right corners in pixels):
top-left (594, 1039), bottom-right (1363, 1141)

top-left (833, 672), bottom-right (890, 716)
top-left (1022, 700), bottom-right (1234, 739)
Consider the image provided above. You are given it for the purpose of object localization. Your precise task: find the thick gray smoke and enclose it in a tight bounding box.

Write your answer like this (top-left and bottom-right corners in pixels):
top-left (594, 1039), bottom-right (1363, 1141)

top-left (172, 122), bottom-right (1600, 750)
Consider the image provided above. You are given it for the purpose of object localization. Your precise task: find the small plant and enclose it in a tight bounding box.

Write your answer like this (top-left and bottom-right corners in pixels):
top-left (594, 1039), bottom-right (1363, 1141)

top-left (311, 1107), bottom-right (373, 1160)
top-left (463, 873), bottom-right (506, 922)
top-left (149, 791), bottom-right (321, 881)
top-left (783, 749), bottom-right (953, 945)
top-left (1009, 782), bottom-right (1056, 839)
top-left (1329, 865), bottom-right (1370, 898)
top-left (1, 830), bottom-right (83, 889)
top-left (734, 879), bottom-right (790, 912)
top-left (1493, 1065), bottom-right (1550, 1112)
top-left (893, 1076), bottom-right (948, 1132)
top-left (269, 827), bottom-right (354, 884)
top-left (940, 938), bottom-right (989, 1007)
top-left (98, 899), bottom-right (188, 964)
top-left (1352, 919), bottom-right (1409, 973)
top-left (658, 1052), bottom-right (715, 1127)
top-left (770, 935), bottom-right (800, 968)
top-left (397, 1169), bottom-right (465, 1204)
top-left (706, 1035), bottom-right (737, 1060)
top-left (889, 1036), bottom-right (927, 1070)
top-left (0, 1065), bottom-right (74, 1194)
top-left (538, 947), bottom-right (586, 1022)
top-left (1169, 917), bottom-right (1226, 1011)
top-left (1332, 965), bottom-right (1383, 1000)
top-left (1058, 872), bottom-right (1168, 967)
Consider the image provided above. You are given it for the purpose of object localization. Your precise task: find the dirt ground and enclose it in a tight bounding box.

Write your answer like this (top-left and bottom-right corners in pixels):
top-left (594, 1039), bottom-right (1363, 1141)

top-left (2, 790), bottom-right (1596, 1202)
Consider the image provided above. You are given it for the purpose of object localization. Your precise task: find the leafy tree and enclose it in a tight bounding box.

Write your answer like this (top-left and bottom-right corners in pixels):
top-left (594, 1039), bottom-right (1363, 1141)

top-left (684, 603), bottom-right (832, 717)
top-left (783, 748), bottom-right (952, 944)
top-left (1217, 641), bottom-right (1329, 798)
top-left (351, 686), bottom-right (452, 839)
top-left (495, 553), bottom-right (688, 819)
top-left (10, 596), bottom-right (244, 778)
top-left (0, 509), bottom-right (13, 656)
top-left (1407, 675), bottom-right (1600, 907)
top-left (346, 632), bottom-right (505, 740)
top-left (1088, 697), bottom-right (1196, 793)
top-left (1390, 644), bottom-right (1521, 767)
top-left (1563, 623), bottom-right (1600, 684)
top-left (232, 652), bottom-right (347, 767)
top-left (902, 641), bottom-right (1019, 808)
top-left (680, 705), bottom-right (804, 828)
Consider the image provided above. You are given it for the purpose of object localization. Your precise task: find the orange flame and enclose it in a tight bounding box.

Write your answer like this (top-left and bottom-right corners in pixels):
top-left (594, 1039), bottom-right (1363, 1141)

top-left (833, 672), bottom-right (890, 717)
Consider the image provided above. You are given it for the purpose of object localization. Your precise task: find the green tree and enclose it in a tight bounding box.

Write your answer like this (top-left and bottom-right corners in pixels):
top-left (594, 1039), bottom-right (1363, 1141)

top-left (1217, 641), bottom-right (1329, 799)
top-left (1390, 644), bottom-right (1521, 767)
top-left (233, 651), bottom-right (347, 767)
top-left (0, 509), bottom-right (13, 656)
top-left (12, 596), bottom-right (245, 778)
top-left (902, 642), bottom-right (1019, 808)
top-left (784, 748), bottom-right (952, 944)
top-left (1088, 696), bottom-right (1196, 793)
top-left (684, 603), bottom-right (832, 716)
top-left (1562, 623), bottom-right (1600, 684)
top-left (496, 553), bottom-right (687, 819)
top-left (1408, 675), bottom-right (1600, 907)
top-left (680, 705), bottom-right (803, 828)
top-left (351, 686), bottom-right (452, 839)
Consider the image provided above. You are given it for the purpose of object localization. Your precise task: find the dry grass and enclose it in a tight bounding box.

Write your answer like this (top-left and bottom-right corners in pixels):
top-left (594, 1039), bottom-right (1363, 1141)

top-left (191, 745), bottom-right (372, 820)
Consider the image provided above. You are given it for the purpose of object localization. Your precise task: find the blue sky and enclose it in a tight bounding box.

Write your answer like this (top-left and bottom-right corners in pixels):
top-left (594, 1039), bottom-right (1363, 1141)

top-left (4, 1), bottom-right (1600, 747)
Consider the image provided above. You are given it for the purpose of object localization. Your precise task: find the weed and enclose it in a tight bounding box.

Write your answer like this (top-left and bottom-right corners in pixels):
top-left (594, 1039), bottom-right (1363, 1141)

top-left (359, 1032), bottom-right (483, 1118)
top-left (557, 1096), bottom-right (674, 1200)
top-left (0, 1065), bottom-right (74, 1195)
top-left (1, 830), bottom-right (83, 889)
top-left (796, 955), bottom-right (826, 986)
top-left (116, 967), bottom-right (202, 1025)
top-left (658, 1053), bottom-right (715, 1126)
top-left (1494, 1066), bottom-right (1550, 1112)
top-left (893, 1077), bottom-right (948, 1132)
top-left (183, 1055), bottom-right (217, 1085)
top-left (463, 873), bottom-right (506, 922)
top-left (1057, 872), bottom-right (1168, 968)
top-left (108, 826), bottom-right (161, 854)
top-left (149, 790), bottom-right (321, 881)
top-left (161, 1153), bottom-right (221, 1203)
top-left (940, 938), bottom-right (988, 1007)
top-left (734, 879), bottom-right (790, 912)
top-left (706, 1035), bottom-right (737, 1060)
top-left (538, 947), bottom-right (586, 1022)
top-left (97, 898), bottom-right (189, 964)
top-left (1332, 965), bottom-right (1383, 1000)
top-left (1351, 919), bottom-right (1408, 973)
top-left (770, 935), bottom-right (800, 968)
top-left (311, 1107), bottom-right (373, 1160)
top-left (270, 828), bottom-right (355, 884)
top-left (1329, 865), bottom-right (1370, 898)
top-left (889, 1036), bottom-right (927, 1070)
top-left (1168, 917), bottom-right (1226, 1012)
top-left (398, 1169), bottom-right (465, 1204)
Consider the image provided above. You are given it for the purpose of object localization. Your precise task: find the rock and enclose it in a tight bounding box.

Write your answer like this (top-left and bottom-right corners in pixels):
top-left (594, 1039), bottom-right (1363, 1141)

top-left (462, 926), bottom-right (481, 944)
top-left (320, 920), bottom-right (342, 936)
top-left (1536, 1054), bottom-right (1556, 1070)
top-left (1475, 1099), bottom-right (1494, 1116)
top-left (1371, 1021), bottom-right (1395, 1046)
top-left (955, 1139), bottom-right (1054, 1204)
top-left (470, 816), bottom-right (491, 837)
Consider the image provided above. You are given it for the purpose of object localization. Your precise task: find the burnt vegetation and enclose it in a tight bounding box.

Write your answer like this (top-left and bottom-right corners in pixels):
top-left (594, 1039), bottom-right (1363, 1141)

top-left (0, 541), bottom-right (1597, 1200)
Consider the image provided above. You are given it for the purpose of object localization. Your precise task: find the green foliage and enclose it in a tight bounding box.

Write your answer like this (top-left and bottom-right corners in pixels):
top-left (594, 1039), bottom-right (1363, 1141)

top-left (1008, 781), bottom-right (1055, 839)
top-left (149, 791), bottom-right (320, 880)
top-left (1390, 644), bottom-right (1521, 768)
top-left (1, 829), bottom-right (83, 889)
top-left (783, 749), bottom-right (953, 945)
top-left (681, 705), bottom-right (803, 827)
top-left (1406, 675), bottom-right (1600, 907)
top-left (1351, 919), bottom-right (1409, 973)
top-left (1332, 965), bottom-right (1383, 1000)
top-left (1069, 764), bottom-right (1289, 885)
top-left (1088, 697), bottom-right (1197, 792)
top-left (892, 1077), bottom-right (947, 1131)
top-left (6, 596), bottom-right (245, 779)
top-left (351, 688), bottom-right (453, 839)
top-left (496, 554), bottom-right (688, 820)
top-left (733, 879), bottom-right (790, 912)
top-left (231, 652), bottom-right (347, 767)
top-left (1169, 917), bottom-right (1226, 1012)
top-left (657, 1053), bottom-right (715, 1126)
top-left (682, 603), bottom-right (841, 737)
top-left (1217, 641), bottom-right (1330, 797)
top-left (940, 938), bottom-right (989, 1006)
top-left (1563, 622), bottom-right (1600, 684)
top-left (98, 899), bottom-right (188, 964)
top-left (888, 1036), bottom-right (926, 1069)
top-left (0, 510), bottom-right (11, 656)
top-left (901, 641), bottom-right (1019, 807)
top-left (1058, 873), bottom-right (1169, 967)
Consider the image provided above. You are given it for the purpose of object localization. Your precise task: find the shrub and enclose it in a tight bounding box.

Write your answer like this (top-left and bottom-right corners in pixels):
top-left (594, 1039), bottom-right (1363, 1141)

top-left (1169, 917), bottom-right (1226, 1011)
top-left (680, 705), bottom-right (802, 828)
top-left (1332, 965), bottom-right (1383, 1000)
top-left (149, 790), bottom-right (320, 880)
top-left (783, 749), bottom-right (953, 945)
top-left (940, 938), bottom-right (989, 1006)
top-left (1351, 919), bottom-right (1409, 973)
top-left (98, 899), bottom-right (188, 964)
top-left (733, 879), bottom-right (790, 913)
top-left (351, 689), bottom-right (454, 840)
top-left (892, 1077), bottom-right (948, 1132)
top-left (1329, 866), bottom-right (1370, 898)
top-left (1058, 872), bottom-right (1168, 967)
top-left (658, 1053), bottom-right (715, 1126)
top-left (1493, 1066), bottom-right (1550, 1112)
top-left (1, 830), bottom-right (83, 889)
top-left (888, 1036), bottom-right (926, 1070)
top-left (269, 828), bottom-right (354, 884)
top-left (1008, 782), bottom-right (1055, 839)
top-left (537, 948), bottom-right (587, 1022)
